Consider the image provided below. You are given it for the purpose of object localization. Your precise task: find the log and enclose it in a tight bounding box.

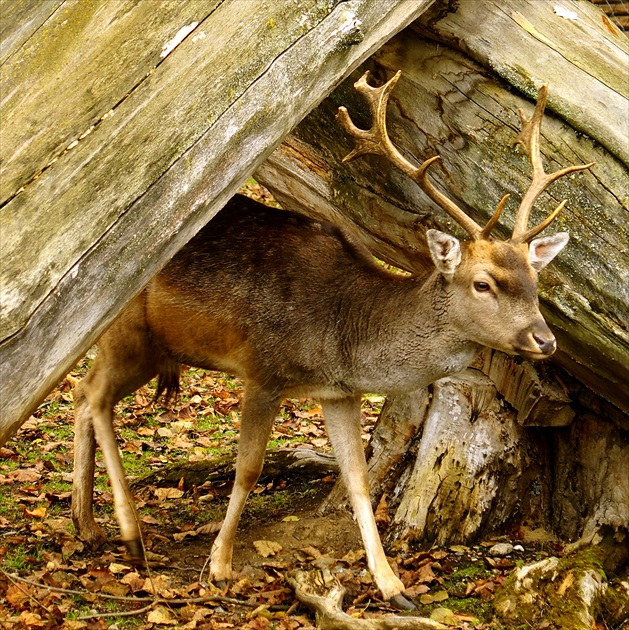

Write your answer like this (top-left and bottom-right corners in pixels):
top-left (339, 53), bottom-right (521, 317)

top-left (256, 0), bottom-right (629, 414)
top-left (0, 0), bottom-right (436, 445)
top-left (130, 446), bottom-right (338, 490)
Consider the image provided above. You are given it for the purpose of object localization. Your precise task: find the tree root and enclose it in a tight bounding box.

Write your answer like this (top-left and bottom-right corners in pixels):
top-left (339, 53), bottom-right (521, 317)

top-left (286, 568), bottom-right (447, 629)
top-left (493, 532), bottom-right (629, 630)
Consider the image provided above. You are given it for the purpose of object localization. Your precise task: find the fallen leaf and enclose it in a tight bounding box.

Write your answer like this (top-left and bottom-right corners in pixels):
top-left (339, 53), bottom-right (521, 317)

top-left (299, 545), bottom-right (322, 559)
top-left (108, 562), bottom-right (132, 574)
top-left (197, 521), bottom-right (222, 535)
top-left (10, 469), bottom-right (42, 483)
top-left (430, 607), bottom-right (459, 626)
top-left (141, 575), bottom-right (174, 597)
top-left (24, 506), bottom-right (46, 518)
top-left (147, 605), bottom-right (177, 625)
top-left (6, 584), bottom-right (31, 608)
top-left (253, 540), bottom-right (283, 558)
top-left (404, 583), bottom-right (430, 597)
top-left (420, 590), bottom-right (449, 604)
top-left (416, 562), bottom-right (437, 583)
top-left (62, 539), bottom-right (84, 558)
top-left (101, 580), bottom-right (130, 597)
top-left (173, 530), bottom-right (198, 541)
top-left (18, 611), bottom-right (46, 627)
top-left (154, 487), bottom-right (184, 501)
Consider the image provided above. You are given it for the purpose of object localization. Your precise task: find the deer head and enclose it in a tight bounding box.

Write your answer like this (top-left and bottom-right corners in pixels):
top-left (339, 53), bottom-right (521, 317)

top-left (338, 71), bottom-right (593, 360)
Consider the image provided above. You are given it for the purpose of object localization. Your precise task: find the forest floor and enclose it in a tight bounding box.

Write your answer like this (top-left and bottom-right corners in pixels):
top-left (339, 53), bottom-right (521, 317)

top-left (0, 355), bottom-right (598, 630)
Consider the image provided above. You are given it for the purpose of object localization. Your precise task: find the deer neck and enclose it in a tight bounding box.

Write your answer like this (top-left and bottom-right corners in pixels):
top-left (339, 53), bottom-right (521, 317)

top-left (346, 271), bottom-right (482, 394)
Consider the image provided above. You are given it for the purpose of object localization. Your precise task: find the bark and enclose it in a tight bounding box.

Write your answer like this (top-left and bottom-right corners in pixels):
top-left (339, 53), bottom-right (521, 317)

top-left (0, 0), bottom-right (436, 445)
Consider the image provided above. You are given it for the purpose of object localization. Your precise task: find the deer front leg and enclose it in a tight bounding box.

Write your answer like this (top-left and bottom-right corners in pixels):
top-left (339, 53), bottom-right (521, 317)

top-left (322, 395), bottom-right (413, 609)
top-left (209, 387), bottom-right (281, 582)
top-left (72, 383), bottom-right (107, 549)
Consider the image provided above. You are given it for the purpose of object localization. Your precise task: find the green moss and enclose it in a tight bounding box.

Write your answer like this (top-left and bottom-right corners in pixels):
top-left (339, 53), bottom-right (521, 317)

top-left (493, 544), bottom-right (627, 629)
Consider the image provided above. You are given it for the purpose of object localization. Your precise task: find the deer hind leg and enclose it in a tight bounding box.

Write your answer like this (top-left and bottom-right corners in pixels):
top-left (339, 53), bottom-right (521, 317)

top-left (72, 381), bottom-right (106, 548)
top-left (209, 386), bottom-right (281, 582)
top-left (322, 395), bottom-right (413, 608)
top-left (72, 301), bottom-right (159, 557)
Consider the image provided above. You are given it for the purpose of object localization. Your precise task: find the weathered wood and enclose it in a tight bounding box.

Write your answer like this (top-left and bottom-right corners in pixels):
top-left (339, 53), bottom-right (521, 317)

top-left (0, 0), bottom-right (62, 65)
top-left (481, 350), bottom-right (574, 427)
top-left (287, 568), bottom-right (447, 629)
top-left (493, 538), bottom-right (629, 630)
top-left (256, 0), bottom-right (629, 413)
top-left (385, 372), bottom-right (530, 545)
top-left (415, 0), bottom-right (629, 166)
top-left (0, 0), bottom-right (436, 445)
top-left (0, 0), bottom-right (218, 203)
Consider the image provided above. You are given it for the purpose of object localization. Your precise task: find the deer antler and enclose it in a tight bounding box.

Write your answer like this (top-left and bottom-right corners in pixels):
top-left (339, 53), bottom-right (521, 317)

top-left (339, 72), bottom-right (594, 244)
top-left (510, 84), bottom-right (594, 243)
top-left (337, 70), bottom-right (487, 240)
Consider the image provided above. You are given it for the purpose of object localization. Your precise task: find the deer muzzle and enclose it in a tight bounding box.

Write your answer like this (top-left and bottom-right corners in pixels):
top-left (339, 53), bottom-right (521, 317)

top-left (518, 320), bottom-right (557, 358)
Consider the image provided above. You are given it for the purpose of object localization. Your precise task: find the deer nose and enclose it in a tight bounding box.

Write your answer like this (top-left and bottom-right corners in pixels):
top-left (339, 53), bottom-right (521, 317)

top-left (533, 333), bottom-right (556, 355)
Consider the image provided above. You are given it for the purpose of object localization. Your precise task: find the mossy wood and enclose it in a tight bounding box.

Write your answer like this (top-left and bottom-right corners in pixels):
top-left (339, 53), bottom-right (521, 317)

top-left (256, 0), bottom-right (629, 414)
top-left (0, 0), bottom-right (435, 444)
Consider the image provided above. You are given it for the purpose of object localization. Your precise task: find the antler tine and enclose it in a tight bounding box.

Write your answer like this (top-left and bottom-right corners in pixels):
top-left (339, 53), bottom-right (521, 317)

top-left (480, 194), bottom-right (510, 240)
top-left (337, 71), bottom-right (484, 239)
top-left (511, 84), bottom-right (594, 243)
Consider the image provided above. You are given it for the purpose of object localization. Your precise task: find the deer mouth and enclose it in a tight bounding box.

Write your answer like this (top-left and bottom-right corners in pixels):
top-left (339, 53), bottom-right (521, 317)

top-left (519, 349), bottom-right (554, 361)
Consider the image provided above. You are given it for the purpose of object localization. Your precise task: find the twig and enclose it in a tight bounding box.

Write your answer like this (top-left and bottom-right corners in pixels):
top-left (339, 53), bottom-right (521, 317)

top-left (1, 569), bottom-right (255, 607)
top-left (77, 603), bottom-right (154, 621)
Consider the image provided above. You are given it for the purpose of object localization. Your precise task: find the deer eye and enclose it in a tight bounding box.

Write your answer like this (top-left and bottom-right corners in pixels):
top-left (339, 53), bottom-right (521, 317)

top-left (473, 281), bottom-right (491, 293)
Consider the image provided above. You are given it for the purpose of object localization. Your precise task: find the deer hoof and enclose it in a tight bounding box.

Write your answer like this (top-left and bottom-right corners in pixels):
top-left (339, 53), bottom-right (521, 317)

top-left (124, 539), bottom-right (144, 560)
top-left (389, 593), bottom-right (416, 610)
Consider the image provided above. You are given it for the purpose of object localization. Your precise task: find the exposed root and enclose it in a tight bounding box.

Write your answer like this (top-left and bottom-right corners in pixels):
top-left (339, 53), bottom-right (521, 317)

top-left (286, 568), bottom-right (447, 629)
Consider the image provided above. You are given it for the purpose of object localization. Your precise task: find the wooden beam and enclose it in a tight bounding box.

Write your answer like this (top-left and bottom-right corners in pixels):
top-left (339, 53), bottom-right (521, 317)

top-left (0, 0), bottom-right (435, 444)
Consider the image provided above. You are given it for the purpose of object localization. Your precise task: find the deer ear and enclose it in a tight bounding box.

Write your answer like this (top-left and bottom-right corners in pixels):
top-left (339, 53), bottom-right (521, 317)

top-left (427, 229), bottom-right (461, 279)
top-left (528, 232), bottom-right (569, 271)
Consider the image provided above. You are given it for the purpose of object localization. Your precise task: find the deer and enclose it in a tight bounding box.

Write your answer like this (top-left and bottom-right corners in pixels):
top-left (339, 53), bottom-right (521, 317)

top-left (70, 70), bottom-right (592, 609)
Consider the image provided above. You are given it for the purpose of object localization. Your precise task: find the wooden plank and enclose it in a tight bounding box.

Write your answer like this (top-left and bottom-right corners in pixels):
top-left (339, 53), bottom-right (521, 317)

top-left (0, 0), bottom-right (436, 445)
top-left (414, 0), bottom-right (629, 166)
top-left (0, 0), bottom-right (62, 64)
top-left (0, 0), bottom-right (220, 203)
top-left (256, 20), bottom-right (629, 412)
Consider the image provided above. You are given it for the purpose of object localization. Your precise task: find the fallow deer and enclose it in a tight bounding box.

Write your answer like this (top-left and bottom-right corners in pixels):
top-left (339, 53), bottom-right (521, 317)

top-left (71, 71), bottom-right (592, 609)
